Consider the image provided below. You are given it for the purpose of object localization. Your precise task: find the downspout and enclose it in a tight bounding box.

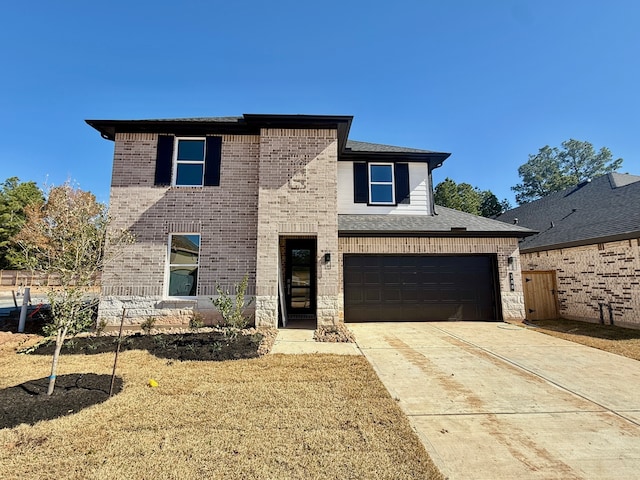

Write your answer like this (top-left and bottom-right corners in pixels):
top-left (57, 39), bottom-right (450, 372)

top-left (428, 160), bottom-right (439, 215)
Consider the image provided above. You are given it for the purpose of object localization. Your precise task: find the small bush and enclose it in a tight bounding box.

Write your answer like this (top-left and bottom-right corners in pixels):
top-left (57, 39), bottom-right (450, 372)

top-left (211, 275), bottom-right (254, 329)
top-left (95, 319), bottom-right (108, 336)
top-left (140, 317), bottom-right (157, 335)
top-left (189, 312), bottom-right (205, 331)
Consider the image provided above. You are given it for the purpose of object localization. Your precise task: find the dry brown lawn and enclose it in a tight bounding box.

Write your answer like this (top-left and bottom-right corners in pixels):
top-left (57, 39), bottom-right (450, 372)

top-left (522, 319), bottom-right (640, 361)
top-left (0, 334), bottom-right (444, 480)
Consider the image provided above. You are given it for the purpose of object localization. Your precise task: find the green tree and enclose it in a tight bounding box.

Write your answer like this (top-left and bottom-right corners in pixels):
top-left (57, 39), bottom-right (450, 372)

top-left (0, 177), bottom-right (44, 269)
top-left (434, 178), bottom-right (510, 217)
top-left (512, 139), bottom-right (623, 204)
top-left (480, 192), bottom-right (511, 218)
top-left (13, 182), bottom-right (133, 395)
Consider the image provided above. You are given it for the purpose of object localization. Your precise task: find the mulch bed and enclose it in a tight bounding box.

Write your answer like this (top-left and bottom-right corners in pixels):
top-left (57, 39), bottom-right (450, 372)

top-left (26, 330), bottom-right (265, 362)
top-left (0, 373), bottom-right (122, 429)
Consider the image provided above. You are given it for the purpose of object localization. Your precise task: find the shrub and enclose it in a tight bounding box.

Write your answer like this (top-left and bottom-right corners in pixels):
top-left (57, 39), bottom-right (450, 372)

top-left (140, 317), bottom-right (157, 335)
top-left (189, 312), bottom-right (205, 331)
top-left (211, 275), bottom-right (254, 329)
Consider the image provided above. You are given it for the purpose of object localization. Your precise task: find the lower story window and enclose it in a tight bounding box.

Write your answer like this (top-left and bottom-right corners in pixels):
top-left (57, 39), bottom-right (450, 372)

top-left (168, 234), bottom-right (200, 296)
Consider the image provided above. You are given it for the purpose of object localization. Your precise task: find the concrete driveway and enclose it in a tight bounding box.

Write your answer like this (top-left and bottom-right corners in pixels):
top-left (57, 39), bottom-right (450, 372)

top-left (349, 322), bottom-right (640, 480)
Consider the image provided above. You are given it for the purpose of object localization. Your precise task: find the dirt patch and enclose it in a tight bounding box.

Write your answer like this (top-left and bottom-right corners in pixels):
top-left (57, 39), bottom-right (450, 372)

top-left (0, 373), bottom-right (122, 429)
top-left (520, 319), bottom-right (640, 361)
top-left (24, 329), bottom-right (267, 362)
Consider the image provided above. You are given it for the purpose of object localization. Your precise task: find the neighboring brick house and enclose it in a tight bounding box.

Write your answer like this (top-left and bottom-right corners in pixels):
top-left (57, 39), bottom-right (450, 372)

top-left (87, 114), bottom-right (533, 328)
top-left (496, 173), bottom-right (640, 329)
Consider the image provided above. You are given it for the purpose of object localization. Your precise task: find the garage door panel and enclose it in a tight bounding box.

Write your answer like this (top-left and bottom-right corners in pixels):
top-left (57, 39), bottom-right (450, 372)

top-left (344, 255), bottom-right (498, 322)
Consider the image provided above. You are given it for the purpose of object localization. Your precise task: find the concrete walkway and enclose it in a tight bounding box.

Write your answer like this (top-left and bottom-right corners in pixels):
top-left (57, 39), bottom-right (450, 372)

top-left (270, 327), bottom-right (361, 355)
top-left (348, 321), bottom-right (640, 480)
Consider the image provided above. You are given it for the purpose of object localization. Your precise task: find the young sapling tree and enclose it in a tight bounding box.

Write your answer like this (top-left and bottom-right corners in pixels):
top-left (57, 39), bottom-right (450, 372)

top-left (13, 182), bottom-right (133, 395)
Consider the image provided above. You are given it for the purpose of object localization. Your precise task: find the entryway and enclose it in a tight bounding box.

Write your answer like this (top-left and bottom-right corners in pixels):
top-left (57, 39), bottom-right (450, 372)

top-left (279, 237), bottom-right (316, 327)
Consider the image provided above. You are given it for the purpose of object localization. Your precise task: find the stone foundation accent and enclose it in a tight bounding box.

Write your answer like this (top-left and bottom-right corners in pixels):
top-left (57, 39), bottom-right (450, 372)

top-left (254, 295), bottom-right (278, 328)
top-left (98, 295), bottom-right (256, 327)
top-left (317, 295), bottom-right (342, 326)
top-left (500, 292), bottom-right (526, 320)
top-left (98, 295), bottom-right (197, 326)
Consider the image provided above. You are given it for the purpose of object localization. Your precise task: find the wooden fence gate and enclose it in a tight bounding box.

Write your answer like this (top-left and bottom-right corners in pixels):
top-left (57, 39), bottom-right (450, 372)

top-left (522, 270), bottom-right (559, 320)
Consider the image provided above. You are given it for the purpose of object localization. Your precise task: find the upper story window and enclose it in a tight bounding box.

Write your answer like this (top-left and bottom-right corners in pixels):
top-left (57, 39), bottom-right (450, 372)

top-left (368, 163), bottom-right (395, 204)
top-left (353, 162), bottom-right (410, 205)
top-left (174, 138), bottom-right (205, 186)
top-left (154, 136), bottom-right (222, 187)
top-left (167, 233), bottom-right (200, 296)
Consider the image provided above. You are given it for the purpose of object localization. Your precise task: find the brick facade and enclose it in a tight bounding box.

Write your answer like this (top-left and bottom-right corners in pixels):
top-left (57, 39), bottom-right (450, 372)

top-left (522, 239), bottom-right (640, 328)
top-left (255, 128), bottom-right (340, 327)
top-left (338, 236), bottom-right (526, 320)
top-left (99, 132), bottom-right (260, 325)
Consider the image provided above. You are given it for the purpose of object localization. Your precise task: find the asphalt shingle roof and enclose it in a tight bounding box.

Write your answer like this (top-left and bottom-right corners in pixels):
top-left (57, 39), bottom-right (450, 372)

top-left (495, 173), bottom-right (640, 252)
top-left (339, 207), bottom-right (535, 236)
top-left (345, 140), bottom-right (440, 154)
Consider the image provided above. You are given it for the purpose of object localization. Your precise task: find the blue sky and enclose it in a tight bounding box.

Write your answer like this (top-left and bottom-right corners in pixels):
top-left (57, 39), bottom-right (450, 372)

top-left (1, 1), bottom-right (638, 205)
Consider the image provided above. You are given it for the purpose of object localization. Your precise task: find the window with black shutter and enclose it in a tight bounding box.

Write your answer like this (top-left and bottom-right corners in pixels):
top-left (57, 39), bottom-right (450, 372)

top-left (353, 163), bottom-right (368, 203)
top-left (154, 136), bottom-right (222, 187)
top-left (154, 136), bottom-right (174, 186)
top-left (394, 163), bottom-right (410, 205)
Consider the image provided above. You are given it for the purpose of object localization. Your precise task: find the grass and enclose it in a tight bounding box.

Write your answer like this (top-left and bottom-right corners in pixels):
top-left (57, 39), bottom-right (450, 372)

top-left (0, 334), bottom-right (444, 480)
top-left (522, 318), bottom-right (640, 361)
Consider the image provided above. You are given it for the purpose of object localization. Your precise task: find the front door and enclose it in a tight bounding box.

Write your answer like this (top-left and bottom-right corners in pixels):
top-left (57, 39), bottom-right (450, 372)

top-left (285, 239), bottom-right (316, 316)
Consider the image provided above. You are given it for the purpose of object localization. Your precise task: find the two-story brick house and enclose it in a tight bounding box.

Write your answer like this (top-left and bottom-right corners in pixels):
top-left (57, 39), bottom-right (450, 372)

top-left (87, 114), bottom-right (533, 328)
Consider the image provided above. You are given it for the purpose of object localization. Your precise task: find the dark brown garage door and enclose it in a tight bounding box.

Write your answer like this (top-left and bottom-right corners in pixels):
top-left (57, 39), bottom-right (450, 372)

top-left (344, 255), bottom-right (499, 322)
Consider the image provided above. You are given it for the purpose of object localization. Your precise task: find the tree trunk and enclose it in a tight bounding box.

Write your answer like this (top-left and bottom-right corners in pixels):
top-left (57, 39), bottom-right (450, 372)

top-left (47, 325), bottom-right (68, 395)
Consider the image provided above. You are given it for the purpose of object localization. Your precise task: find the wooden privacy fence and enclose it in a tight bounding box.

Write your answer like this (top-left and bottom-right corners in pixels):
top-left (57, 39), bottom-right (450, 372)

top-left (0, 270), bottom-right (101, 288)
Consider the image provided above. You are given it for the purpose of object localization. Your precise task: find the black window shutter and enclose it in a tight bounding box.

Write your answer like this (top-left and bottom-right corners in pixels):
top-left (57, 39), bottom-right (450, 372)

top-left (353, 163), bottom-right (368, 203)
top-left (204, 136), bottom-right (222, 186)
top-left (395, 163), bottom-right (410, 204)
top-left (155, 136), bottom-right (174, 186)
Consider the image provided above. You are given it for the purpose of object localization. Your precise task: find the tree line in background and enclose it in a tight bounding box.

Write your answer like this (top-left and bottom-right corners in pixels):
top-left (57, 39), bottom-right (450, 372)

top-left (0, 177), bottom-right (44, 269)
top-left (435, 138), bottom-right (623, 216)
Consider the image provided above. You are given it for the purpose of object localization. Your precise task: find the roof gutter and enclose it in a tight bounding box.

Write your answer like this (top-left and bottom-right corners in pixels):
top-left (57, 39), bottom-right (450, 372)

top-left (520, 231), bottom-right (640, 254)
top-left (339, 230), bottom-right (536, 238)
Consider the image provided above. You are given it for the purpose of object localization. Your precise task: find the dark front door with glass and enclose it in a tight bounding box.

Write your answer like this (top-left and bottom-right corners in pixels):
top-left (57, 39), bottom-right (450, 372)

top-left (285, 239), bottom-right (316, 316)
